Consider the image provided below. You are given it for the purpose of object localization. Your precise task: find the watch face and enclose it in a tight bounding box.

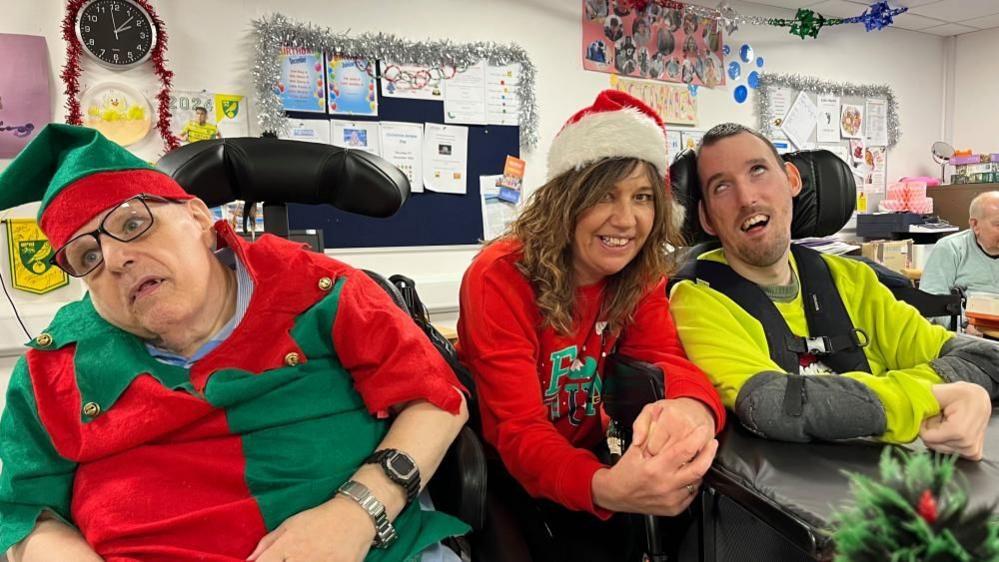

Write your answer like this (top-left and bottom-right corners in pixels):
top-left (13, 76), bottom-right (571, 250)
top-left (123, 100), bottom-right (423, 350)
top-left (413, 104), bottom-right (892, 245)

top-left (77, 0), bottom-right (157, 69)
top-left (389, 453), bottom-right (417, 478)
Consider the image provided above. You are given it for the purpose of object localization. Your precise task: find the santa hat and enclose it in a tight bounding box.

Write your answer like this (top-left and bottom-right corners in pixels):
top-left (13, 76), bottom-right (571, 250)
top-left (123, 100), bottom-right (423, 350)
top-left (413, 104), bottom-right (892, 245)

top-left (547, 89), bottom-right (669, 181)
top-left (0, 124), bottom-right (192, 249)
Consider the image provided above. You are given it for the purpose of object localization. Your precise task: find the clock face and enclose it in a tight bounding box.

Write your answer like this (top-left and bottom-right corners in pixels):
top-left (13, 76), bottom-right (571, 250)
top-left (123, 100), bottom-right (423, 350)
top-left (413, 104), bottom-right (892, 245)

top-left (76, 0), bottom-right (157, 69)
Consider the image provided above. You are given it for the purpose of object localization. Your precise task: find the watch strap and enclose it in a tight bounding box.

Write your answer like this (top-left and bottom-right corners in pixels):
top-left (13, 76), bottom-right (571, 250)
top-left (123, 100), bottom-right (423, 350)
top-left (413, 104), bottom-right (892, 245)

top-left (336, 480), bottom-right (398, 549)
top-left (365, 448), bottom-right (421, 504)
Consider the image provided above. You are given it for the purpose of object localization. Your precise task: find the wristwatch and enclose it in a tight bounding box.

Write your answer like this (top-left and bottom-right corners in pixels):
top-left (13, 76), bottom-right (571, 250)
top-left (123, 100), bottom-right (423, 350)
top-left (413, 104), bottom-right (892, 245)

top-left (364, 448), bottom-right (421, 504)
top-left (337, 479), bottom-right (398, 549)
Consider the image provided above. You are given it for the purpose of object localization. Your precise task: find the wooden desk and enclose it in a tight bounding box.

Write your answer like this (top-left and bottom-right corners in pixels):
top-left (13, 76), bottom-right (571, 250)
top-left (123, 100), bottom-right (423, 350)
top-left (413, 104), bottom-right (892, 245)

top-left (927, 183), bottom-right (999, 230)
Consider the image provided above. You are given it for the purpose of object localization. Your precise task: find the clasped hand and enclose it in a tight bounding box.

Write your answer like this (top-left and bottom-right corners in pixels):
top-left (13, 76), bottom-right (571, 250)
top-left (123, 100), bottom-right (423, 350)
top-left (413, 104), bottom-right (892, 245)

top-left (592, 398), bottom-right (718, 515)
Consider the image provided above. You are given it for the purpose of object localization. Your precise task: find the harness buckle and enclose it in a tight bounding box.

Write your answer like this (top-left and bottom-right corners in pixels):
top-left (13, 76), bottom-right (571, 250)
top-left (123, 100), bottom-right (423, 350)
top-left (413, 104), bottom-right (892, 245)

top-left (804, 336), bottom-right (832, 355)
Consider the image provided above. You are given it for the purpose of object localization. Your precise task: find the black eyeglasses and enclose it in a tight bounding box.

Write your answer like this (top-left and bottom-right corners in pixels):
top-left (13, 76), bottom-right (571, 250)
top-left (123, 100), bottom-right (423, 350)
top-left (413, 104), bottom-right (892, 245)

top-left (51, 194), bottom-right (176, 277)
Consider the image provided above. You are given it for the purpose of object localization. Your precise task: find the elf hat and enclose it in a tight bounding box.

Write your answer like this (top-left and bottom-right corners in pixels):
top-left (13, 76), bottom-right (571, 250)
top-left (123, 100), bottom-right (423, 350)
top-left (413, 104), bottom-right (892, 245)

top-left (0, 124), bottom-right (192, 249)
top-left (547, 89), bottom-right (669, 181)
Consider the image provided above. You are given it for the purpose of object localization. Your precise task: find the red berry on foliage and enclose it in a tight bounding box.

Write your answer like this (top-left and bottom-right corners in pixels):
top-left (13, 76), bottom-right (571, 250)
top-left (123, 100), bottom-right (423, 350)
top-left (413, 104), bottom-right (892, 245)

top-left (917, 489), bottom-right (938, 524)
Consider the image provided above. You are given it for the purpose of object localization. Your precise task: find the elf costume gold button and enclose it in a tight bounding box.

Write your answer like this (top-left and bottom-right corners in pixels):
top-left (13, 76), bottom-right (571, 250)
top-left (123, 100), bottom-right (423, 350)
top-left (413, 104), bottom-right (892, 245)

top-left (35, 333), bottom-right (53, 347)
top-left (284, 352), bottom-right (300, 366)
top-left (83, 402), bottom-right (101, 417)
top-left (318, 277), bottom-right (333, 291)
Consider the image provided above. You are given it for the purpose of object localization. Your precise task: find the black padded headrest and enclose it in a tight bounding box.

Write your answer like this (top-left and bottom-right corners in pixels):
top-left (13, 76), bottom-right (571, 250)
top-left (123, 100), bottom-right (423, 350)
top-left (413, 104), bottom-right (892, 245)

top-left (156, 138), bottom-right (409, 218)
top-left (669, 147), bottom-right (856, 244)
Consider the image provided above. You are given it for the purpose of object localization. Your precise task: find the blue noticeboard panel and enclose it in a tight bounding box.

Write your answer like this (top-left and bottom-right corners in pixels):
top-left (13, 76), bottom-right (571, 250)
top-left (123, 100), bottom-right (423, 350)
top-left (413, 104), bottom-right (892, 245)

top-left (285, 93), bottom-right (520, 249)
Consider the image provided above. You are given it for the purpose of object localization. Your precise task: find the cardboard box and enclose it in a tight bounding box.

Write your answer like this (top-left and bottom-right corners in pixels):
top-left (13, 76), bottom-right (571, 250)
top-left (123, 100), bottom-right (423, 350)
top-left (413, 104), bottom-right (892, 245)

top-left (860, 239), bottom-right (913, 273)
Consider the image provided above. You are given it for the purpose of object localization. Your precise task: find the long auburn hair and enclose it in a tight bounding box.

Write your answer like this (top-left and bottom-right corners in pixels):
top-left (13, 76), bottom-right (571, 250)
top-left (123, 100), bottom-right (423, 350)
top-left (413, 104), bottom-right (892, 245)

top-left (499, 157), bottom-right (684, 336)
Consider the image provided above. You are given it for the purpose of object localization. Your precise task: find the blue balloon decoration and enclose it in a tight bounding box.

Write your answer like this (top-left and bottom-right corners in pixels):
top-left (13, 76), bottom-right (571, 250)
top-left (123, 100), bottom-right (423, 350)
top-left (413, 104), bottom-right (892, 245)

top-left (688, 84), bottom-right (699, 97)
top-left (727, 61), bottom-right (741, 80)
top-left (756, 56), bottom-right (764, 68)
top-left (740, 44), bottom-right (753, 63)
top-left (723, 44), bottom-right (731, 56)
top-left (748, 71), bottom-right (760, 89)
top-left (734, 85), bottom-right (748, 103)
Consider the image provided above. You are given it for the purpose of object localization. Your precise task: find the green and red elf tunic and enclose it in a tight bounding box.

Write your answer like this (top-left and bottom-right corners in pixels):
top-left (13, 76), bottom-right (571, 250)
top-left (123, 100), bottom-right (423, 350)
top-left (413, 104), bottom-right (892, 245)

top-left (0, 221), bottom-right (469, 561)
top-left (0, 125), bottom-right (468, 560)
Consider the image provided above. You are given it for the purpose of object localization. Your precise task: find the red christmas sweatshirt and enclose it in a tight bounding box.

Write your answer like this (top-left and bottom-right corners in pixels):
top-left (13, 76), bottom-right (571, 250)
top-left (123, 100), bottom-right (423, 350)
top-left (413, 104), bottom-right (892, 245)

top-left (456, 239), bottom-right (725, 518)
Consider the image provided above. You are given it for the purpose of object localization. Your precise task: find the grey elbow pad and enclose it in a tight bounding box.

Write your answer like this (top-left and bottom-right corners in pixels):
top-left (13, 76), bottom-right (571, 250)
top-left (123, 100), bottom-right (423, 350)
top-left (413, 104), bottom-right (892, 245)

top-left (734, 372), bottom-right (887, 442)
top-left (931, 334), bottom-right (999, 399)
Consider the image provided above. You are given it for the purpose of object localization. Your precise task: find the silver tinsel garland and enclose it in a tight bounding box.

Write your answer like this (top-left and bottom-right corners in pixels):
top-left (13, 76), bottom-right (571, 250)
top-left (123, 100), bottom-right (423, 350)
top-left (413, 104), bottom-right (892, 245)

top-left (755, 72), bottom-right (900, 147)
top-left (252, 14), bottom-right (539, 148)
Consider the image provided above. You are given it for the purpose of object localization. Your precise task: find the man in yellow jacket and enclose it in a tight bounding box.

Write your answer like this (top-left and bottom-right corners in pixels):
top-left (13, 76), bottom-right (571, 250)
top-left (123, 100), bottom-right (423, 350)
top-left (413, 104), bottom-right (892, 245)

top-left (670, 123), bottom-right (996, 460)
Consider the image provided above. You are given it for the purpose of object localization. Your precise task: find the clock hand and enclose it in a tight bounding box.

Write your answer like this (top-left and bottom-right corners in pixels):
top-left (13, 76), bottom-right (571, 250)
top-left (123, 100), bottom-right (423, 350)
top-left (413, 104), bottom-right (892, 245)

top-left (114, 15), bottom-right (134, 34)
top-left (111, 9), bottom-right (118, 40)
top-left (116, 25), bottom-right (133, 33)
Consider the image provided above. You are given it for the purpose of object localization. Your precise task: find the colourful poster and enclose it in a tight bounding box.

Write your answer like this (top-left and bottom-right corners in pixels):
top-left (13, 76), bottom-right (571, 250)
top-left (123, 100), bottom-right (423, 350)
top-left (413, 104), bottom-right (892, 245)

top-left (610, 75), bottom-right (696, 125)
top-left (5, 219), bottom-right (68, 295)
top-left (581, 0), bottom-right (724, 87)
top-left (275, 47), bottom-right (325, 113)
top-left (0, 34), bottom-right (51, 157)
top-left (169, 90), bottom-right (249, 144)
top-left (326, 56), bottom-right (378, 116)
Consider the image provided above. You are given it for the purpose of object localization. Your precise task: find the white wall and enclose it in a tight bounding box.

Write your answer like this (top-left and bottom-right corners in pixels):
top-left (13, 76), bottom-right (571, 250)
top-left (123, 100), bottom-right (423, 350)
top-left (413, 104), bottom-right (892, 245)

top-left (0, 0), bottom-right (954, 378)
top-left (952, 27), bottom-right (999, 153)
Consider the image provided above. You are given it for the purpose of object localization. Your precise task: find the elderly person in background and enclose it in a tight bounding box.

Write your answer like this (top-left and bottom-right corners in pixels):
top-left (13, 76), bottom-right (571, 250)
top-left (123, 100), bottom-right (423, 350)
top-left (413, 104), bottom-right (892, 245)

top-left (922, 192), bottom-right (999, 333)
top-left (0, 124), bottom-right (468, 562)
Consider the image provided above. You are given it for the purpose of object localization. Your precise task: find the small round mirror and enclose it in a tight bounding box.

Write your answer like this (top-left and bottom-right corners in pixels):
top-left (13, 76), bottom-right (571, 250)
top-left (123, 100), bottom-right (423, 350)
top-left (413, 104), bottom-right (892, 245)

top-left (931, 141), bottom-right (955, 161)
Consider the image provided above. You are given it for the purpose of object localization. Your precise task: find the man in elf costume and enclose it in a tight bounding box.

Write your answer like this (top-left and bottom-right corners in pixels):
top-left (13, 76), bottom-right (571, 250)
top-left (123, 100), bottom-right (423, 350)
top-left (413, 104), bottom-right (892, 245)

top-left (0, 124), bottom-right (469, 562)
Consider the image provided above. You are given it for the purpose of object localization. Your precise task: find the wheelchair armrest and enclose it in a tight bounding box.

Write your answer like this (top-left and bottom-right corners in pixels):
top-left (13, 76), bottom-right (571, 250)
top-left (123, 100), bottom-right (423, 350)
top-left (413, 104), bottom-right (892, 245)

top-left (602, 354), bottom-right (665, 430)
top-left (428, 426), bottom-right (487, 532)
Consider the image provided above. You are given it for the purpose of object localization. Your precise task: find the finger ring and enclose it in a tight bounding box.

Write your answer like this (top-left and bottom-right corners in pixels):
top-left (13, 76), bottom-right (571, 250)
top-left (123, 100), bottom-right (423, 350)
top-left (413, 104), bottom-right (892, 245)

top-left (685, 483), bottom-right (696, 495)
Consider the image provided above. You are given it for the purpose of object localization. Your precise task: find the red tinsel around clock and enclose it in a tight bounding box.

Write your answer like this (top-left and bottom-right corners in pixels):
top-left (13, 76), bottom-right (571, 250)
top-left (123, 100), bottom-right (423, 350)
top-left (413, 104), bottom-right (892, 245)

top-left (61, 0), bottom-right (179, 150)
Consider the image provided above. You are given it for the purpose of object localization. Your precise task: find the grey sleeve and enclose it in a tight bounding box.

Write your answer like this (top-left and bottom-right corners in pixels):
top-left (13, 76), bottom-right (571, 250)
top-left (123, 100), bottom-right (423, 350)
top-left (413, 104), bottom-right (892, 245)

top-left (931, 334), bottom-right (999, 399)
top-left (734, 371), bottom-right (887, 442)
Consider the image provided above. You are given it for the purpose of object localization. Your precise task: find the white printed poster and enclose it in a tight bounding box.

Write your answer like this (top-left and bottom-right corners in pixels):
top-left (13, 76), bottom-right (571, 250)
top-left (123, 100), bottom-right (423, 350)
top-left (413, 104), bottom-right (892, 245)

top-left (767, 87), bottom-right (793, 139)
top-left (278, 119), bottom-right (331, 144)
top-left (380, 61), bottom-right (446, 101)
top-left (486, 63), bottom-right (521, 126)
top-left (331, 120), bottom-right (381, 156)
top-left (444, 61), bottom-right (487, 125)
top-left (780, 91), bottom-right (818, 150)
top-left (423, 123), bottom-right (468, 194)
top-left (816, 94), bottom-right (840, 143)
top-left (380, 121), bottom-right (425, 193)
top-left (865, 99), bottom-right (888, 147)
top-left (480, 174), bottom-right (518, 240)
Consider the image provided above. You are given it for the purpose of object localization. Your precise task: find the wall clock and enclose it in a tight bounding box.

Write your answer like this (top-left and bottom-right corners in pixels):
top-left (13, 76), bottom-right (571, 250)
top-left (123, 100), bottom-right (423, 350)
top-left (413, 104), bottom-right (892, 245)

top-left (75, 0), bottom-right (157, 70)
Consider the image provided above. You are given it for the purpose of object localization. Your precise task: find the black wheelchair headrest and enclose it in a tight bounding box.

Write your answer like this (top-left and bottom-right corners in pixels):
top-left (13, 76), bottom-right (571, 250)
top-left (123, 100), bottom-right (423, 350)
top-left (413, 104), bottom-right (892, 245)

top-left (669, 147), bottom-right (856, 244)
top-left (156, 138), bottom-right (409, 218)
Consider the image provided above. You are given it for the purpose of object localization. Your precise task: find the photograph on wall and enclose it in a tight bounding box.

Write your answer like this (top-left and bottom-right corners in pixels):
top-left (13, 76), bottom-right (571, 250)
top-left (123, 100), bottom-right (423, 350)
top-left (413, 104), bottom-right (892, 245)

top-left (840, 103), bottom-right (864, 139)
top-left (170, 90), bottom-right (249, 144)
top-left (610, 75), bottom-right (696, 125)
top-left (581, 0), bottom-right (724, 87)
top-left (275, 47), bottom-right (326, 113)
top-left (327, 56), bottom-right (378, 116)
top-left (0, 34), bottom-right (50, 158)
top-left (681, 130), bottom-right (704, 151)
top-left (81, 82), bottom-right (152, 147)
top-left (331, 119), bottom-right (381, 156)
